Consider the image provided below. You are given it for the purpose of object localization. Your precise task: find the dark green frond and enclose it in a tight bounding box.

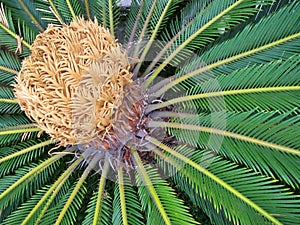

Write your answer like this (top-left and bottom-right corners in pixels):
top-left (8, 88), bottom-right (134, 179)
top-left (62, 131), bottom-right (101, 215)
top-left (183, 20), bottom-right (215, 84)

top-left (1, 185), bottom-right (51, 225)
top-left (113, 175), bottom-right (144, 225)
top-left (34, 0), bottom-right (61, 25)
top-left (88, 0), bottom-right (120, 35)
top-left (144, 0), bottom-right (275, 76)
top-left (197, 1), bottom-right (300, 75)
top-left (153, 1), bottom-right (300, 96)
top-left (0, 86), bottom-right (20, 114)
top-left (51, 0), bottom-right (83, 24)
top-left (153, 110), bottom-right (300, 188)
top-left (39, 179), bottom-right (86, 225)
top-left (82, 185), bottom-right (113, 225)
top-left (0, 50), bottom-right (21, 85)
top-left (2, 0), bottom-right (45, 32)
top-left (136, 166), bottom-right (199, 225)
top-left (150, 140), bottom-right (300, 225)
top-left (0, 5), bottom-right (31, 55)
top-left (186, 55), bottom-right (300, 113)
top-left (0, 139), bottom-right (51, 176)
top-left (0, 124), bottom-right (40, 146)
top-left (0, 158), bottom-right (61, 219)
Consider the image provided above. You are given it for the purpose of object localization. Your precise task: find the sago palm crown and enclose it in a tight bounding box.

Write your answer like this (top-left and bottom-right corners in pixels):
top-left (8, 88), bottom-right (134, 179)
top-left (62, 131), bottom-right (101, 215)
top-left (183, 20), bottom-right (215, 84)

top-left (0, 0), bottom-right (299, 225)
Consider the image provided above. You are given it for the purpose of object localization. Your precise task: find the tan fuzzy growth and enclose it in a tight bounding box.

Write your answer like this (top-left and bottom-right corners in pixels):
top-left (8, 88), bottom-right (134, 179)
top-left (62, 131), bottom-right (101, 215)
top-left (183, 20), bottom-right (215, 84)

top-left (15, 19), bottom-right (133, 146)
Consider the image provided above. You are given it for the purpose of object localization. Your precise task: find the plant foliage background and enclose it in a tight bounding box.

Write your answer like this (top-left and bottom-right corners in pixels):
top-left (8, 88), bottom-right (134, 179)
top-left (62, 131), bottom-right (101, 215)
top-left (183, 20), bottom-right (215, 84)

top-left (0, 0), bottom-right (299, 224)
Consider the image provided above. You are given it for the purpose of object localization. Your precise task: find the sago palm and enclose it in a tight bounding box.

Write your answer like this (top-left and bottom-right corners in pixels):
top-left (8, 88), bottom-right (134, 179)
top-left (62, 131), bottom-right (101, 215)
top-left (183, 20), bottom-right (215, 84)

top-left (0, 0), bottom-right (299, 224)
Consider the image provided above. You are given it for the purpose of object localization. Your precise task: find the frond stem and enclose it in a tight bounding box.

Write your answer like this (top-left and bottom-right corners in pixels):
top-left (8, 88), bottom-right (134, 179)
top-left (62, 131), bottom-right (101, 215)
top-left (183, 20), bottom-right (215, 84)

top-left (22, 157), bottom-right (83, 225)
top-left (127, 1), bottom-right (144, 45)
top-left (0, 139), bottom-right (52, 164)
top-left (146, 136), bottom-right (283, 225)
top-left (0, 154), bottom-right (63, 201)
top-left (147, 121), bottom-right (300, 156)
top-left (0, 127), bottom-right (41, 136)
top-left (66, 0), bottom-right (77, 22)
top-left (146, 86), bottom-right (300, 112)
top-left (0, 65), bottom-right (19, 75)
top-left (93, 159), bottom-right (109, 225)
top-left (143, 0), bottom-right (244, 88)
top-left (0, 98), bottom-right (19, 104)
top-left (109, 0), bottom-right (114, 36)
top-left (84, 0), bottom-right (91, 19)
top-left (154, 32), bottom-right (300, 96)
top-left (131, 149), bottom-right (172, 225)
top-left (17, 0), bottom-right (44, 31)
top-left (118, 167), bottom-right (128, 225)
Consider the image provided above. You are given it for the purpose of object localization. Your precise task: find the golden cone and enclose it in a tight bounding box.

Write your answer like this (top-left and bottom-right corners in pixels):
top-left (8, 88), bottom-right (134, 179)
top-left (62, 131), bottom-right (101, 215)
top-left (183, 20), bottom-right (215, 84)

top-left (15, 19), bottom-right (133, 146)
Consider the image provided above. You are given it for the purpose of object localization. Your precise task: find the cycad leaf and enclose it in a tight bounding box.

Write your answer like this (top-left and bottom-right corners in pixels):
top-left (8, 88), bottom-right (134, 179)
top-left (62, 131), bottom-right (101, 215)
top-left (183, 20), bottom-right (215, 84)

top-left (155, 1), bottom-right (300, 96)
top-left (150, 110), bottom-right (300, 188)
top-left (112, 172), bottom-right (144, 225)
top-left (144, 0), bottom-right (275, 76)
top-left (0, 50), bottom-right (20, 85)
top-left (39, 179), bottom-right (86, 225)
top-left (0, 139), bottom-right (51, 176)
top-left (147, 54), bottom-right (300, 114)
top-left (0, 124), bottom-right (40, 146)
top-left (89, 0), bottom-right (120, 36)
top-left (134, 160), bottom-right (199, 225)
top-left (0, 4), bottom-right (31, 55)
top-left (1, 0), bottom-right (45, 32)
top-left (148, 137), bottom-right (300, 225)
top-left (51, 0), bottom-right (83, 24)
top-left (0, 158), bottom-right (60, 219)
top-left (83, 184), bottom-right (112, 225)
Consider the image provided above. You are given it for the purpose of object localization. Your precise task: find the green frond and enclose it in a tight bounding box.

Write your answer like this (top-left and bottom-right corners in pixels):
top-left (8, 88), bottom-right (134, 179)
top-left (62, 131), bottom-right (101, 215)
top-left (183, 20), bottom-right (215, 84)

top-left (149, 110), bottom-right (300, 188)
top-left (0, 85), bottom-right (21, 112)
top-left (21, 158), bottom-right (82, 225)
top-left (50, 0), bottom-right (83, 24)
top-left (83, 161), bottom-right (112, 225)
top-left (148, 137), bottom-right (300, 225)
top-left (147, 55), bottom-right (300, 113)
top-left (38, 177), bottom-right (86, 225)
top-left (155, 1), bottom-right (300, 96)
top-left (88, 0), bottom-right (120, 35)
top-left (113, 170), bottom-right (144, 225)
top-left (132, 0), bottom-right (184, 73)
top-left (144, 0), bottom-right (275, 78)
top-left (0, 124), bottom-right (40, 146)
top-left (2, 0), bottom-right (45, 32)
top-left (83, 186), bottom-right (112, 225)
top-left (54, 163), bottom-right (91, 225)
top-left (0, 158), bottom-right (61, 219)
top-left (0, 139), bottom-right (51, 176)
top-left (0, 50), bottom-right (21, 85)
top-left (134, 150), bottom-right (199, 225)
top-left (1, 185), bottom-right (52, 225)
top-left (34, 0), bottom-right (60, 25)
top-left (0, 5), bottom-right (31, 55)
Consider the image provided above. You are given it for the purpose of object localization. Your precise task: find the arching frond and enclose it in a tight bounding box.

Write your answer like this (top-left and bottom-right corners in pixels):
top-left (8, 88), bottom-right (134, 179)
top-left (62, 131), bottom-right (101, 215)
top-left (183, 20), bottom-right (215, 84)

top-left (134, 150), bottom-right (199, 225)
top-left (154, 1), bottom-right (300, 96)
top-left (112, 170), bottom-right (144, 225)
top-left (149, 137), bottom-right (300, 225)
top-left (0, 139), bottom-right (51, 176)
top-left (0, 50), bottom-right (21, 85)
top-left (83, 161), bottom-right (112, 225)
top-left (143, 0), bottom-right (275, 78)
